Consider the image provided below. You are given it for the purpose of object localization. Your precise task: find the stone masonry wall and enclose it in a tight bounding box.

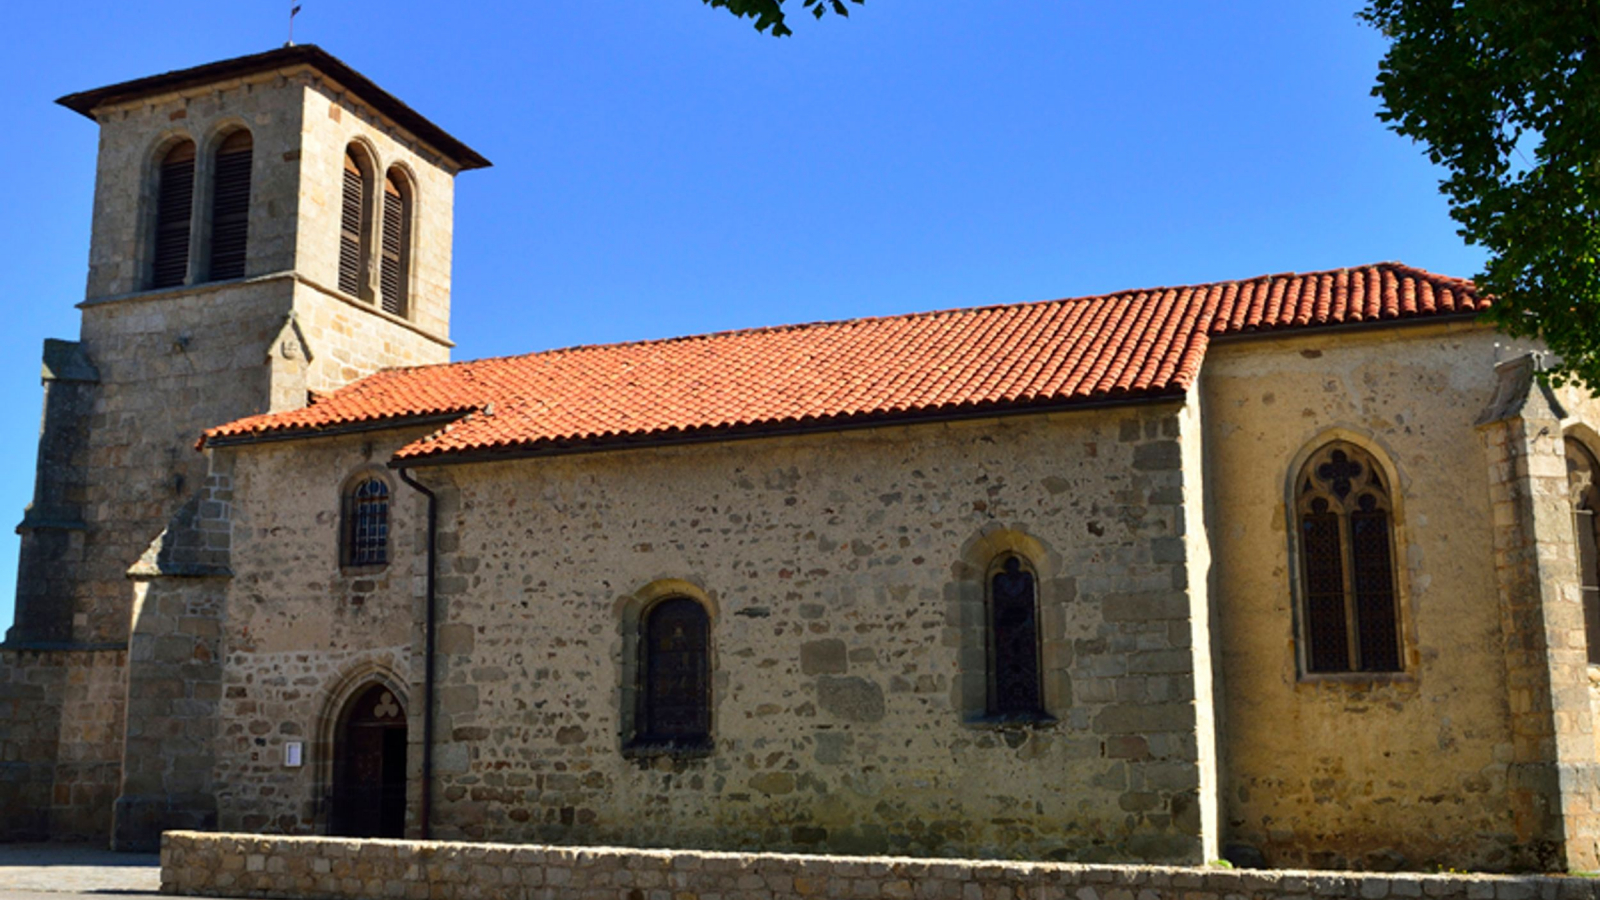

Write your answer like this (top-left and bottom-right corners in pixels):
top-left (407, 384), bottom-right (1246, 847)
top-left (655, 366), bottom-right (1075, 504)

top-left (161, 832), bottom-right (1600, 900)
top-left (1200, 322), bottom-right (1544, 871)
top-left (211, 429), bottom-right (432, 835)
top-left (0, 647), bottom-right (125, 841)
top-left (408, 404), bottom-right (1210, 862)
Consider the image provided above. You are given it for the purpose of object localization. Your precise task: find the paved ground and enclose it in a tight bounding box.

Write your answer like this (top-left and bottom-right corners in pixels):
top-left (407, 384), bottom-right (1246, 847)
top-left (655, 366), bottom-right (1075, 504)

top-left (0, 843), bottom-right (181, 899)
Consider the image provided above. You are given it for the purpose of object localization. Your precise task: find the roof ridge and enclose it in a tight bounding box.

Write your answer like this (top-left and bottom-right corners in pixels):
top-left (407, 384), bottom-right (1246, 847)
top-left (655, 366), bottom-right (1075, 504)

top-left (361, 261), bottom-right (1470, 382)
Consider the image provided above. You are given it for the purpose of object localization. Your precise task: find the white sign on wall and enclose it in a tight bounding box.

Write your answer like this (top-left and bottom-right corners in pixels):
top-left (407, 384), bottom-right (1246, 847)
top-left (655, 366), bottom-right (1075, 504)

top-left (285, 742), bottom-right (303, 768)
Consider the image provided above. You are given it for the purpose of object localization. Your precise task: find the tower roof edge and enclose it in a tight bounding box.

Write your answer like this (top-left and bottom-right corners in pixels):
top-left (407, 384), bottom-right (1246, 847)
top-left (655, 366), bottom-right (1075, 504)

top-left (55, 44), bottom-right (492, 171)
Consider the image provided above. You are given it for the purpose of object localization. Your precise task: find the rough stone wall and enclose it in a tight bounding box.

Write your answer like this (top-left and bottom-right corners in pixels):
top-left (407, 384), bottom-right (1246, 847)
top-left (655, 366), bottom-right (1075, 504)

top-left (81, 67), bottom-right (310, 298)
top-left (294, 79), bottom-right (457, 343)
top-left (0, 648), bottom-right (125, 841)
top-left (211, 431), bottom-right (430, 835)
top-left (405, 406), bottom-right (1210, 862)
top-left (161, 831), bottom-right (1600, 900)
top-left (292, 280), bottom-right (450, 394)
top-left (1200, 322), bottom-right (1544, 870)
top-left (113, 577), bottom-right (226, 850)
top-left (3, 55), bottom-right (467, 841)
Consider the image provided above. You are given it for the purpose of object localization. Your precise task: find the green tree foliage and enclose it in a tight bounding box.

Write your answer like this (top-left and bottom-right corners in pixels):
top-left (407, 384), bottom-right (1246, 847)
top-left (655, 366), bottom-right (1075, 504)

top-left (1362, 0), bottom-right (1600, 388)
top-left (701, 0), bottom-right (863, 37)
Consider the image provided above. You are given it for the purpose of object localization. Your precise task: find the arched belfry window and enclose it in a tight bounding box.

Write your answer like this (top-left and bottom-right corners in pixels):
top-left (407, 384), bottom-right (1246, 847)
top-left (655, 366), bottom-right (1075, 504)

top-left (637, 597), bottom-right (711, 747)
top-left (1566, 438), bottom-right (1600, 664)
top-left (338, 147), bottom-right (372, 298)
top-left (379, 169), bottom-right (412, 317)
top-left (342, 476), bottom-right (390, 568)
top-left (207, 130), bottom-right (252, 281)
top-left (151, 140), bottom-right (196, 289)
top-left (1295, 441), bottom-right (1403, 674)
top-left (988, 555), bottom-right (1044, 717)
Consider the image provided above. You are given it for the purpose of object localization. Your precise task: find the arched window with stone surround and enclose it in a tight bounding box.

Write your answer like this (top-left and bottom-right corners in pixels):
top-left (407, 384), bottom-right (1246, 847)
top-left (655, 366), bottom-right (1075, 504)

top-left (342, 476), bottom-right (390, 569)
top-left (379, 168), bottom-right (412, 317)
top-left (1295, 441), bottom-right (1403, 674)
top-left (338, 146), bottom-right (373, 298)
top-left (150, 140), bottom-right (196, 289)
top-left (206, 129), bottom-right (252, 281)
top-left (988, 554), bottom-right (1044, 717)
top-left (637, 596), bottom-right (711, 747)
top-left (1566, 438), bottom-right (1600, 664)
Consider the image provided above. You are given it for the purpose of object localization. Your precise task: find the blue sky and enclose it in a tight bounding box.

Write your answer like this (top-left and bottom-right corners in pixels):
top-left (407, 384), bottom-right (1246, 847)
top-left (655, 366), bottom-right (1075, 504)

top-left (0, 2), bottom-right (1481, 635)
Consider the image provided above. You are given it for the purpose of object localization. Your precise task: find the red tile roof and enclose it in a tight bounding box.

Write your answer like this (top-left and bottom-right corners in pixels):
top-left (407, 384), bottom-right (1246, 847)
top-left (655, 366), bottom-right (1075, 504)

top-left (203, 262), bottom-right (1485, 462)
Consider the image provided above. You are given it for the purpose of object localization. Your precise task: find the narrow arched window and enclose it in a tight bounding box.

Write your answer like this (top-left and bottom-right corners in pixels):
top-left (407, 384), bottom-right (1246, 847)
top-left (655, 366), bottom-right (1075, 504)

top-left (207, 130), bottom-right (252, 281)
top-left (988, 555), bottom-right (1044, 717)
top-left (343, 477), bottom-right (390, 568)
top-left (379, 170), bottom-right (412, 317)
top-left (151, 140), bottom-right (196, 289)
top-left (1566, 438), bottom-right (1600, 664)
top-left (338, 148), bottom-right (371, 298)
top-left (638, 597), bottom-right (711, 746)
top-left (1296, 442), bottom-right (1402, 674)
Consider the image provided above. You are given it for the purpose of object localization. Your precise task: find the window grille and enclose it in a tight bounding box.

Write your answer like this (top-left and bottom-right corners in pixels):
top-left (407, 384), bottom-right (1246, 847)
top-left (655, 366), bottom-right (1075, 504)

top-left (151, 141), bottom-right (196, 289)
top-left (207, 130), bottom-right (252, 281)
top-left (1566, 439), bottom-right (1600, 664)
top-left (338, 150), bottom-right (368, 297)
top-left (345, 478), bottom-right (390, 568)
top-left (379, 172), bottom-right (410, 317)
top-left (989, 555), bottom-right (1044, 716)
top-left (1296, 442), bottom-right (1402, 674)
top-left (639, 597), bottom-right (710, 745)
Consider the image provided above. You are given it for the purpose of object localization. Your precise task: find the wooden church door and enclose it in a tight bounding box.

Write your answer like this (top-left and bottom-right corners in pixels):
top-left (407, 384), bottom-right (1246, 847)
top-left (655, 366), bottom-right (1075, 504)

top-left (331, 684), bottom-right (407, 838)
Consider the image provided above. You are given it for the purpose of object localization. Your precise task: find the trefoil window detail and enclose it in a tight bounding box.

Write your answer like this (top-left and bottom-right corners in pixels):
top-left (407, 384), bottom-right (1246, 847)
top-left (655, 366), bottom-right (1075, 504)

top-left (1296, 442), bottom-right (1402, 674)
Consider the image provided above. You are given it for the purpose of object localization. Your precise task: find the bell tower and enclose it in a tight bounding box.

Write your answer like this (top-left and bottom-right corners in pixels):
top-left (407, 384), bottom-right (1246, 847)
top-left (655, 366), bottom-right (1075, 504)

top-left (0, 46), bottom-right (487, 843)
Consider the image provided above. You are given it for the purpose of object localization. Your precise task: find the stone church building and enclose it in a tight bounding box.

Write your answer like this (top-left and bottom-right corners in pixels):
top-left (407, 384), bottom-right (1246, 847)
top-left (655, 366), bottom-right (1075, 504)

top-left (2, 46), bottom-right (1599, 874)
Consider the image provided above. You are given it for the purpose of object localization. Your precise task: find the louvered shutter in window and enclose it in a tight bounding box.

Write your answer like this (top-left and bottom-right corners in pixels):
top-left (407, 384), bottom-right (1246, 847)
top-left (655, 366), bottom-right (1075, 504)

top-left (379, 175), bottom-right (408, 316)
top-left (151, 142), bottom-right (196, 289)
top-left (207, 131), bottom-right (252, 281)
top-left (339, 153), bottom-right (367, 297)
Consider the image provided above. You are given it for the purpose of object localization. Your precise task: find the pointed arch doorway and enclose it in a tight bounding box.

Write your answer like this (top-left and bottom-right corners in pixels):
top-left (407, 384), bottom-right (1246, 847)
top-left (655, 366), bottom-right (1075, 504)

top-left (330, 683), bottom-right (408, 837)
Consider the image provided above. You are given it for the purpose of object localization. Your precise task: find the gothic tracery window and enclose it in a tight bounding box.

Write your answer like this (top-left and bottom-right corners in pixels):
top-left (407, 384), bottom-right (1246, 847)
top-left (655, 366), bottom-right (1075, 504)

top-left (343, 476), bottom-right (390, 568)
top-left (1296, 442), bottom-right (1403, 674)
top-left (988, 555), bottom-right (1045, 717)
top-left (638, 597), bottom-right (711, 746)
top-left (1566, 438), bottom-right (1600, 665)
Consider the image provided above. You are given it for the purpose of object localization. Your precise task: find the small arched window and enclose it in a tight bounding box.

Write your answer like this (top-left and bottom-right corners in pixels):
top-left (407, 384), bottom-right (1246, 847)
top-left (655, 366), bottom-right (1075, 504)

top-left (1566, 438), bottom-right (1600, 664)
top-left (207, 130), bottom-right (252, 281)
top-left (379, 169), bottom-right (412, 317)
top-left (342, 477), bottom-right (390, 568)
top-left (988, 555), bottom-right (1044, 717)
top-left (1295, 441), bottom-right (1403, 674)
top-left (338, 147), bottom-right (372, 298)
top-left (638, 597), bottom-right (711, 746)
top-left (151, 140), bottom-right (196, 289)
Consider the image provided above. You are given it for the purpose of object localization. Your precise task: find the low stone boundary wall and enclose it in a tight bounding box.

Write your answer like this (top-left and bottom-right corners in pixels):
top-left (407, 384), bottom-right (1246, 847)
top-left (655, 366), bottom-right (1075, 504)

top-left (160, 831), bottom-right (1600, 900)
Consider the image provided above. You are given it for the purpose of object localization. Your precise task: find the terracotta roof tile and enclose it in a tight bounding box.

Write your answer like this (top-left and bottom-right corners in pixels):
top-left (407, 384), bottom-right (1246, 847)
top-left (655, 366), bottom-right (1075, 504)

top-left (203, 262), bottom-right (1485, 462)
